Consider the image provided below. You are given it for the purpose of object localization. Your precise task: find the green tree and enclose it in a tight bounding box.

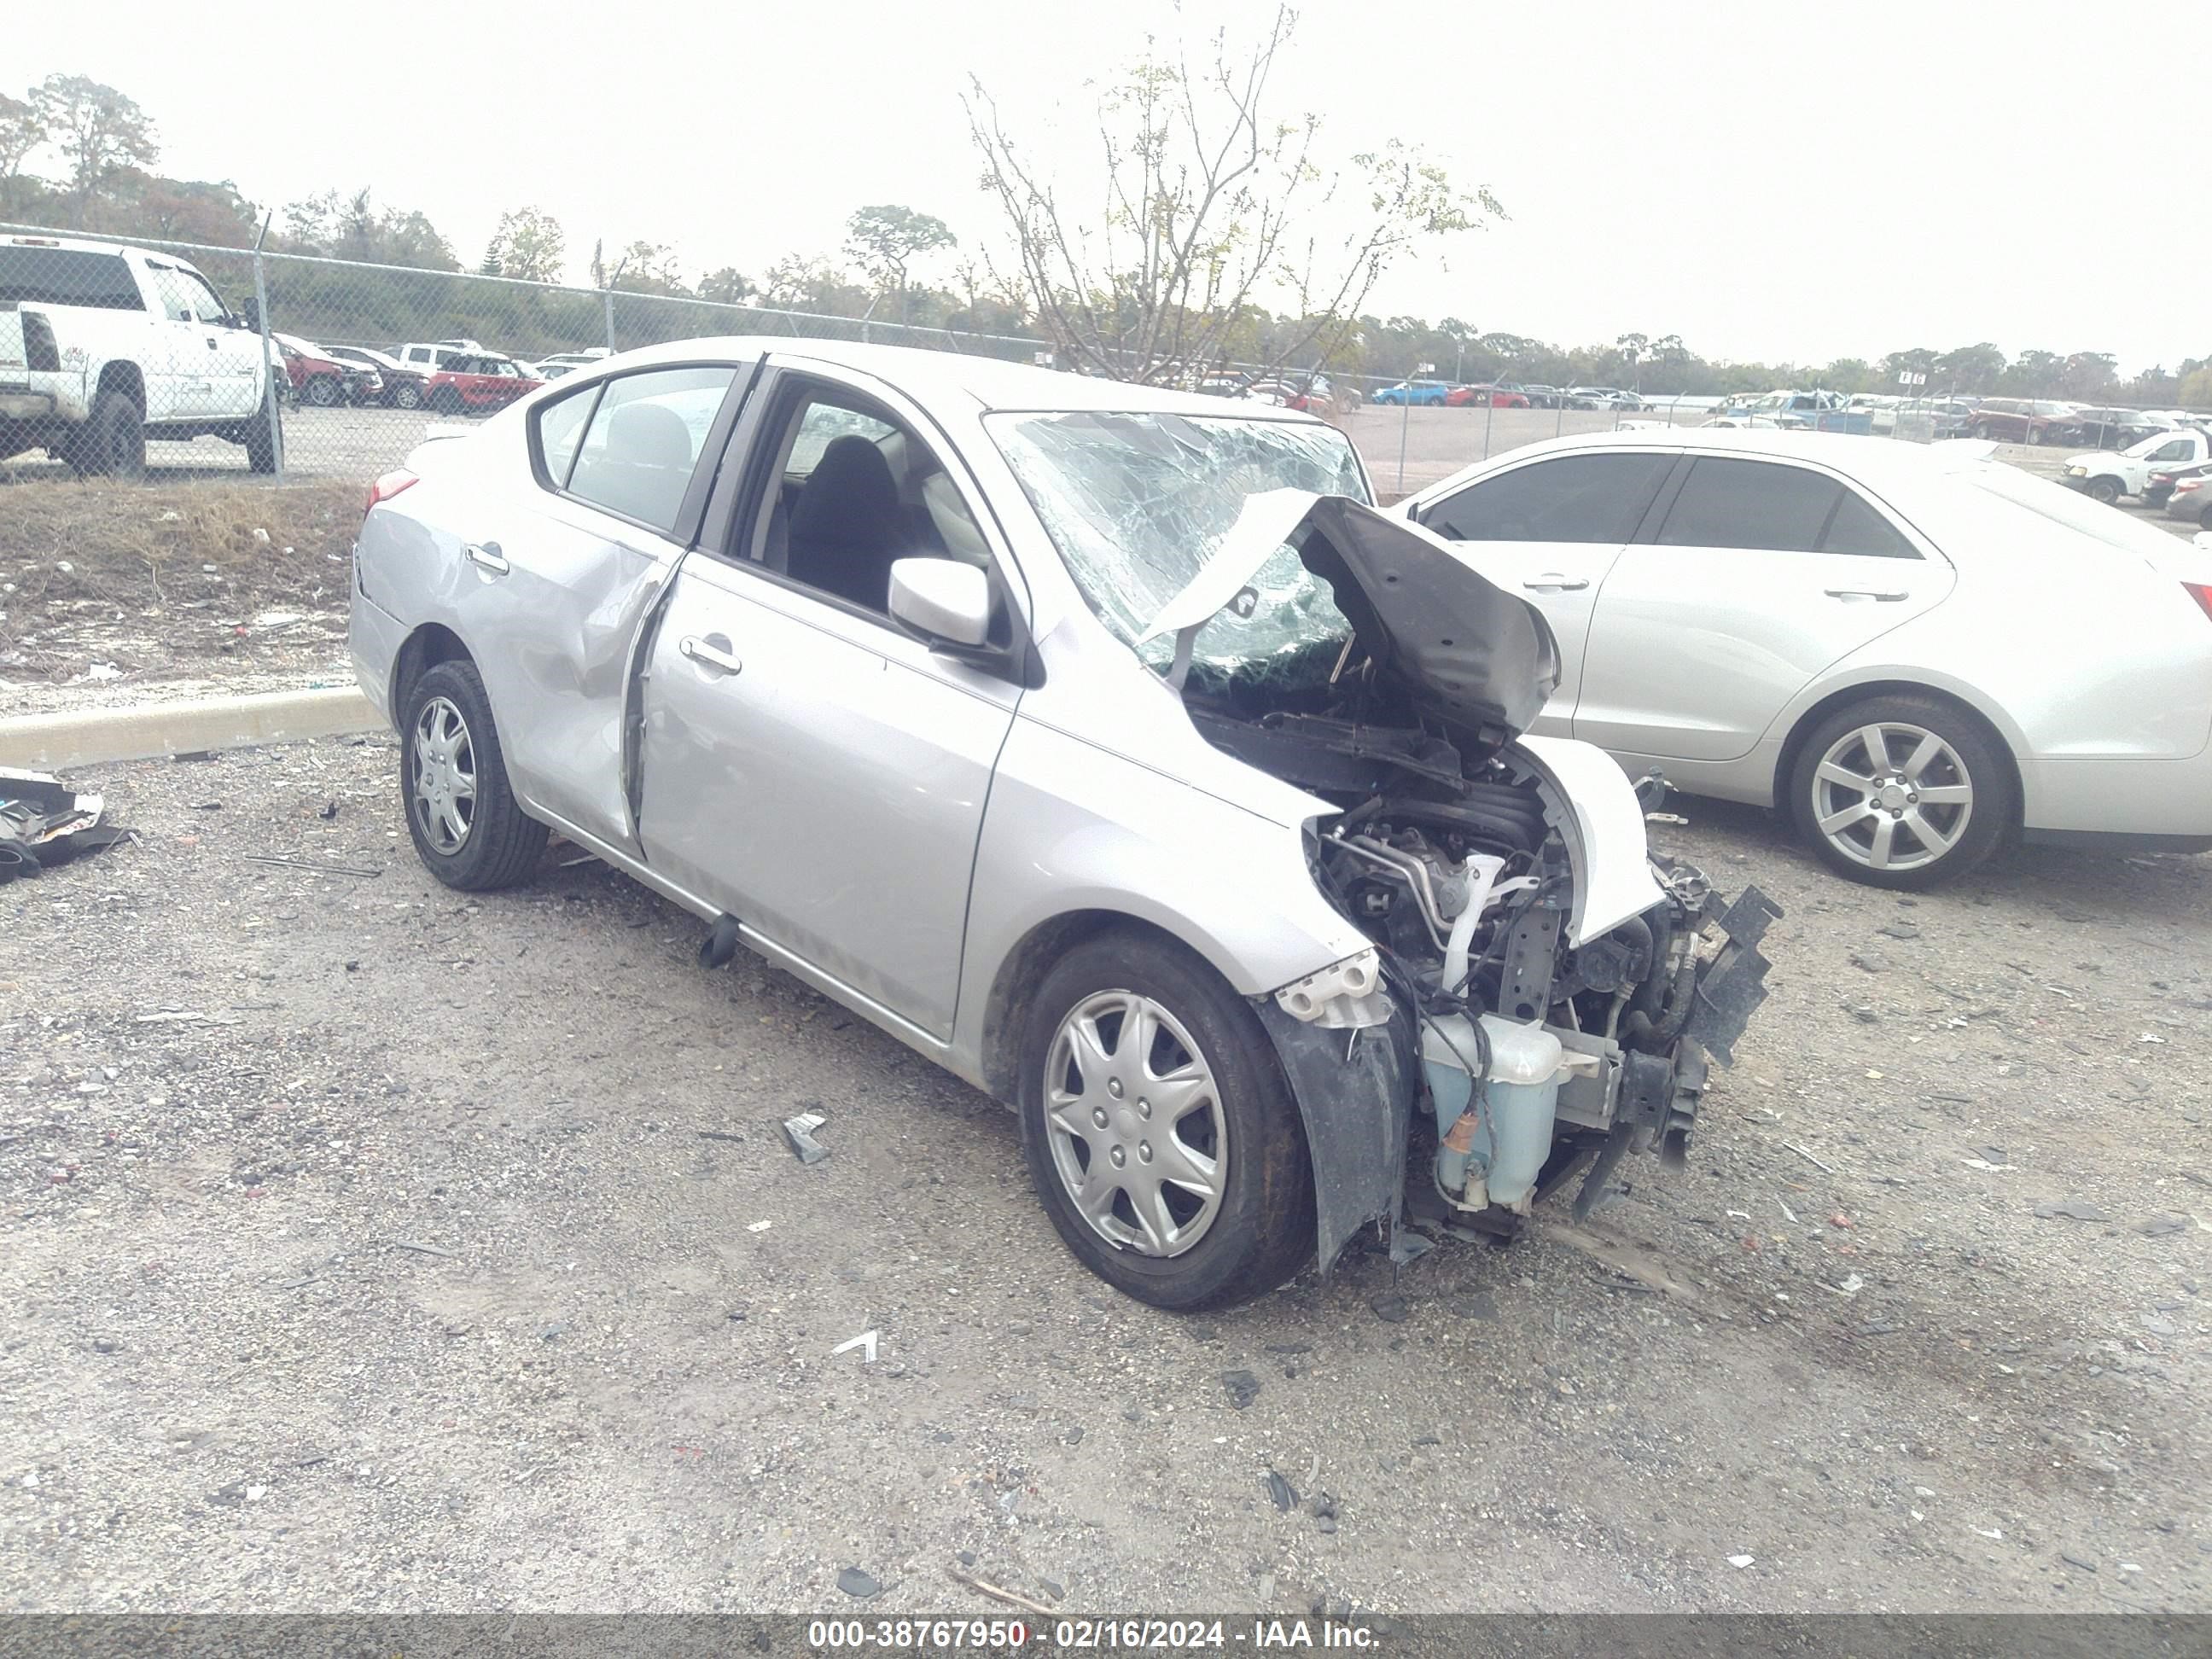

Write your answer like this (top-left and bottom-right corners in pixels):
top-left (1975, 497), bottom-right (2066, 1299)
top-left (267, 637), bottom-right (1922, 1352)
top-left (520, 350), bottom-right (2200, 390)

top-left (30, 74), bottom-right (157, 226)
top-left (2179, 366), bottom-right (2212, 406)
top-left (0, 92), bottom-right (44, 210)
top-left (485, 206), bottom-right (567, 283)
top-left (844, 204), bottom-right (956, 319)
top-left (1933, 341), bottom-right (2005, 394)
top-left (2059, 351), bottom-right (2116, 399)
top-left (607, 240), bottom-right (688, 295)
top-left (697, 267), bottom-right (754, 306)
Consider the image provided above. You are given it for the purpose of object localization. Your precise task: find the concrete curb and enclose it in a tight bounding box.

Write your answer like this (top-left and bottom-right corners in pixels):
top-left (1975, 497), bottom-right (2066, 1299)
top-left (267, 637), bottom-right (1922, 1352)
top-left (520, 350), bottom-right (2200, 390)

top-left (0, 686), bottom-right (383, 771)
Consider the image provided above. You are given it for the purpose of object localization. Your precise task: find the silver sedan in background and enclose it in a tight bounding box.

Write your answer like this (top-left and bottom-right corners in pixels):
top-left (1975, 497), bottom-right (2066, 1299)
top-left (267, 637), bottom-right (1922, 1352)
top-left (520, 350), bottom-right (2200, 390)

top-left (349, 341), bottom-right (1775, 1311)
top-left (1399, 430), bottom-right (2212, 886)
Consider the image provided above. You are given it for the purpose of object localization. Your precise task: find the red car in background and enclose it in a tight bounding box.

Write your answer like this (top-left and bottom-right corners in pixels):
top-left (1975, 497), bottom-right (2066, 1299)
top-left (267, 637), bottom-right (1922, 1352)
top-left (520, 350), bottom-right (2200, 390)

top-left (1447, 383), bottom-right (1530, 408)
top-left (423, 354), bottom-right (543, 417)
top-left (275, 333), bottom-right (380, 407)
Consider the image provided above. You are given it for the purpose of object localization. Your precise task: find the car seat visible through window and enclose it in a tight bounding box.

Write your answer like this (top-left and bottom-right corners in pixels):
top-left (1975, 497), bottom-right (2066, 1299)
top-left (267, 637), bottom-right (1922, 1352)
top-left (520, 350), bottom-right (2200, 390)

top-left (786, 434), bottom-right (905, 609)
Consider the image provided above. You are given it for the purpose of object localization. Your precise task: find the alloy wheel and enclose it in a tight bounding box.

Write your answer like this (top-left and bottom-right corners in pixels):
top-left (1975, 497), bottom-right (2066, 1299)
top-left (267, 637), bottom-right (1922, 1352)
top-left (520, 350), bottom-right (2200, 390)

top-left (1809, 721), bottom-right (1973, 874)
top-left (410, 696), bottom-right (477, 854)
top-left (1042, 990), bottom-right (1226, 1257)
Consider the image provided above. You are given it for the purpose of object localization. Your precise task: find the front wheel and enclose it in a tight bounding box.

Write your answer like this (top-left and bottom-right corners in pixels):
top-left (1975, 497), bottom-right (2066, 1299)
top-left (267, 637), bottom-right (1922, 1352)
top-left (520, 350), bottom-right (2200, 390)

top-left (399, 659), bottom-right (548, 891)
top-left (1018, 932), bottom-right (1313, 1312)
top-left (393, 382), bottom-right (424, 410)
top-left (2085, 476), bottom-right (2122, 506)
top-left (1788, 695), bottom-right (2013, 889)
top-left (240, 390), bottom-right (279, 474)
top-left (304, 375), bottom-right (340, 408)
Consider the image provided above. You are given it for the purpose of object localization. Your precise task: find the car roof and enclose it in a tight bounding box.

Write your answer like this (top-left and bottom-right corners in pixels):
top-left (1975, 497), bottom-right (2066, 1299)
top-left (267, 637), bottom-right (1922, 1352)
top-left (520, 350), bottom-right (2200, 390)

top-left (1464, 425), bottom-right (2004, 482)
top-left (576, 335), bottom-right (1331, 423)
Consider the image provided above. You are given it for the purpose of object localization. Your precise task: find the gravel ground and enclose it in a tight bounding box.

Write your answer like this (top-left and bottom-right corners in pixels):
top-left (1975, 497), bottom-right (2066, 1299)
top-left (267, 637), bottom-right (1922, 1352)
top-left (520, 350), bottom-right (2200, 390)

top-left (3, 739), bottom-right (2206, 1615)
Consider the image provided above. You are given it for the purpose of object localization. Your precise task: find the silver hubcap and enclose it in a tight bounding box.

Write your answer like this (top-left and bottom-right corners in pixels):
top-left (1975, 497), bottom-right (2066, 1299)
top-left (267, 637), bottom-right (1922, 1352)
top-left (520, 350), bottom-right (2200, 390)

top-left (1044, 990), bottom-right (1225, 1257)
top-left (1811, 721), bottom-right (1972, 872)
top-left (410, 696), bottom-right (477, 855)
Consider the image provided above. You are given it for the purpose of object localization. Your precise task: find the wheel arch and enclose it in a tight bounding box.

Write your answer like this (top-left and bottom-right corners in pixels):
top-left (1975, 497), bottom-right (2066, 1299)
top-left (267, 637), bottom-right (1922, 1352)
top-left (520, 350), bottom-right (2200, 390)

top-left (389, 621), bottom-right (474, 728)
top-left (1773, 678), bottom-right (2024, 830)
top-left (978, 908), bottom-right (1234, 1109)
top-left (95, 360), bottom-right (145, 409)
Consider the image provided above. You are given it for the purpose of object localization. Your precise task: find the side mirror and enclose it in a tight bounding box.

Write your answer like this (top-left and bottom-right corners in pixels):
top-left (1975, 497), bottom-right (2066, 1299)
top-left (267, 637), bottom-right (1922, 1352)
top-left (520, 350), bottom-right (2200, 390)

top-left (889, 557), bottom-right (992, 648)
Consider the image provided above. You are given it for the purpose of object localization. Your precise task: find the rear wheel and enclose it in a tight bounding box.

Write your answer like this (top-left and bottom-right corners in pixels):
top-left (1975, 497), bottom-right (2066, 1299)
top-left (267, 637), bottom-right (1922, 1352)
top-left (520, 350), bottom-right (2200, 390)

top-left (1018, 932), bottom-right (1313, 1311)
top-left (240, 388), bottom-right (279, 474)
top-left (68, 391), bottom-right (146, 480)
top-left (1969, 422), bottom-right (1991, 440)
top-left (399, 659), bottom-right (547, 891)
top-left (1788, 695), bottom-right (2013, 889)
top-left (429, 387), bottom-right (464, 416)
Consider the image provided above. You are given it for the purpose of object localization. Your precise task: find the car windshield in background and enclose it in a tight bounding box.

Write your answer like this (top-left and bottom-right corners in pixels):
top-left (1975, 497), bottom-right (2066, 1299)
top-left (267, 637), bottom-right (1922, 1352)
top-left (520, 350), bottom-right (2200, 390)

top-left (989, 410), bottom-right (1368, 684)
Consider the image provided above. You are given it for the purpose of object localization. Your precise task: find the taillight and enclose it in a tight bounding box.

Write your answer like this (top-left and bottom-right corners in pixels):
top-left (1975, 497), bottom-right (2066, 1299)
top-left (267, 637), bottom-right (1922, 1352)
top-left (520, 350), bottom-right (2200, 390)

top-left (19, 311), bottom-right (60, 372)
top-left (364, 469), bottom-right (418, 516)
top-left (2177, 478), bottom-right (2205, 494)
top-left (2184, 584), bottom-right (2212, 624)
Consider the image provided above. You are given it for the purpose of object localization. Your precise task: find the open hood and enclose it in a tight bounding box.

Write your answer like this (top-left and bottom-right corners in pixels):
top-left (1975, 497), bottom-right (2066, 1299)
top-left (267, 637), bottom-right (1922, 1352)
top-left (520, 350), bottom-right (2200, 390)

top-left (1140, 489), bottom-right (1560, 741)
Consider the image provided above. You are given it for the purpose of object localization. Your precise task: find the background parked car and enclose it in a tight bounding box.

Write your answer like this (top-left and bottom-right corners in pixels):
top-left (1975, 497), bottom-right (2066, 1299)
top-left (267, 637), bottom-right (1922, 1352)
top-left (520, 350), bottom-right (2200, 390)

top-left (1398, 428), bottom-right (2212, 887)
top-left (2148, 458), bottom-right (2212, 509)
top-left (1517, 383), bottom-right (1570, 408)
top-left (422, 353), bottom-right (543, 416)
top-left (2166, 466), bottom-right (2212, 527)
top-left (1571, 387), bottom-right (1645, 410)
top-left (321, 345), bottom-right (428, 409)
top-left (1371, 380), bottom-right (1449, 406)
top-left (2069, 408), bottom-right (2175, 449)
top-left (1968, 399), bottom-right (2079, 445)
top-left (2061, 427), bottom-right (2212, 505)
top-left (396, 339), bottom-right (489, 379)
top-left (274, 333), bottom-right (379, 407)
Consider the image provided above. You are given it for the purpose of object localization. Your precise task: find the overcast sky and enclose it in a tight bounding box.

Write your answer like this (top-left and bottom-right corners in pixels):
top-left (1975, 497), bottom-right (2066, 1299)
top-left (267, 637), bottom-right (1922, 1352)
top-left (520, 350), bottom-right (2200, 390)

top-left (15, 0), bottom-right (2204, 373)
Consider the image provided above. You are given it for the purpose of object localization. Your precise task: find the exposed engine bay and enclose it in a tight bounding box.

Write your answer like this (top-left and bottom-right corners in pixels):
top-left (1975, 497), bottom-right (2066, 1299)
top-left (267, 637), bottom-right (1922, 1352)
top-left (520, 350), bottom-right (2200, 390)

top-left (1150, 491), bottom-right (1781, 1263)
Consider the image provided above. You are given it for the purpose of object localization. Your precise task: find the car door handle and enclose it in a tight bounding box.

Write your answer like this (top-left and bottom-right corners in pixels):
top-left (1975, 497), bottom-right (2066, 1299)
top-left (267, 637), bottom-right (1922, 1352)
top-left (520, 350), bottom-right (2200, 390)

top-left (1522, 573), bottom-right (1590, 592)
top-left (678, 634), bottom-right (742, 676)
top-left (1824, 587), bottom-right (1908, 602)
top-left (464, 542), bottom-right (509, 576)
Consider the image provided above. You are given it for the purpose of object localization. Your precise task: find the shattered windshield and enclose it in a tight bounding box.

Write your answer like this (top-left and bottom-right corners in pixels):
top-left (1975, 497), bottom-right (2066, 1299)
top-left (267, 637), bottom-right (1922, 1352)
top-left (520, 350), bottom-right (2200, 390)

top-left (988, 411), bottom-right (1369, 685)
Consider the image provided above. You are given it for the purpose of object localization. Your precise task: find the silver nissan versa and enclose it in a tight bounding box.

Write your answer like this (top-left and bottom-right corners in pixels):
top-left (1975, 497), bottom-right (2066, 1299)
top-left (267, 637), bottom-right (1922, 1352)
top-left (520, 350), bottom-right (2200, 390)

top-left (349, 339), bottom-right (1777, 1310)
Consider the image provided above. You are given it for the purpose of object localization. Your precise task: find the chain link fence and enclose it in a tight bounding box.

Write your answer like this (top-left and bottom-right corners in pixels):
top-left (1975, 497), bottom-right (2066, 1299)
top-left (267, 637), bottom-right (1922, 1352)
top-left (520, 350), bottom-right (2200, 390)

top-left (1, 223), bottom-right (1051, 486)
top-left (7, 221), bottom-right (2209, 506)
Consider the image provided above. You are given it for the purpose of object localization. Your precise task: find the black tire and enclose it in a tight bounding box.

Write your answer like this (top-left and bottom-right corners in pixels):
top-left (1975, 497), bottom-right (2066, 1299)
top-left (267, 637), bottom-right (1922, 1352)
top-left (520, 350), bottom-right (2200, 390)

top-left (2086, 476), bottom-right (2122, 506)
top-left (242, 391), bottom-right (279, 474)
top-left (393, 381), bottom-right (423, 410)
top-left (429, 387), bottom-right (464, 416)
top-left (304, 375), bottom-right (340, 408)
top-left (70, 390), bottom-right (146, 480)
top-left (1016, 930), bottom-right (1313, 1312)
top-left (1787, 693), bottom-right (2014, 890)
top-left (2199, 502), bottom-right (2212, 532)
top-left (1969, 422), bottom-right (1991, 440)
top-left (398, 658), bottom-right (547, 892)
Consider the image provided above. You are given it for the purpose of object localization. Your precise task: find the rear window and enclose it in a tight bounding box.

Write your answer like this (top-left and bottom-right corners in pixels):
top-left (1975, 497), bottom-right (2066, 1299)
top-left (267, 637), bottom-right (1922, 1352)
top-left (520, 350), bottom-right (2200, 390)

top-left (1963, 463), bottom-right (2192, 561)
top-left (0, 247), bottom-right (143, 311)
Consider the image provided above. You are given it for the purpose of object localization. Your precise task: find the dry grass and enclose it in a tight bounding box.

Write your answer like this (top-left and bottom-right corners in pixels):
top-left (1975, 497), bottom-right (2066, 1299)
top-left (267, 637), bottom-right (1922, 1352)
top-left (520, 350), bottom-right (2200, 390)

top-left (0, 479), bottom-right (362, 677)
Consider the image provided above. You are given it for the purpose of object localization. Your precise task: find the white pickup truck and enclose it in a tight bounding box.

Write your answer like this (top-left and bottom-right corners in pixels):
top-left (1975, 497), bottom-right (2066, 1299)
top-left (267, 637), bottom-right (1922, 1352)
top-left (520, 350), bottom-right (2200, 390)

top-left (0, 233), bottom-right (280, 476)
top-left (2060, 427), bottom-right (2212, 506)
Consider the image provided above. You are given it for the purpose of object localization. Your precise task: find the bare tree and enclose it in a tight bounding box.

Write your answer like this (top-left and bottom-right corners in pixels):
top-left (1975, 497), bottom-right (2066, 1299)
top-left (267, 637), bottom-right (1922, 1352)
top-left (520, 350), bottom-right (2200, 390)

top-left (29, 74), bottom-right (158, 227)
top-left (963, 5), bottom-right (1493, 383)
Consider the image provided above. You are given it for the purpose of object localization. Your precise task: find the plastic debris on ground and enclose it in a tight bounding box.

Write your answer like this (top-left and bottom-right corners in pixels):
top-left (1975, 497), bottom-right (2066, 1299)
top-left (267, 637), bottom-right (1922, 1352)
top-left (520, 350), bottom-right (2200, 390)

top-left (782, 1110), bottom-right (831, 1164)
top-left (0, 768), bottom-right (131, 882)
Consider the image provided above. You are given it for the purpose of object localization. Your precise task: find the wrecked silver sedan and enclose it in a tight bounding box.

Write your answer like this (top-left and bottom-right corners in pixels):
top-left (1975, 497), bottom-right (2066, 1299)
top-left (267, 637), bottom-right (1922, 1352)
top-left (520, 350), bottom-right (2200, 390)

top-left (348, 340), bottom-right (1777, 1310)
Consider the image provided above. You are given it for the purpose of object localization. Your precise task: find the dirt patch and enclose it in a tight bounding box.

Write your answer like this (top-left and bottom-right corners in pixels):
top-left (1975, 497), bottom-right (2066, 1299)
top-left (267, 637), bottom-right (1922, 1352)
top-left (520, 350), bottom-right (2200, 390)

top-left (0, 479), bottom-right (359, 689)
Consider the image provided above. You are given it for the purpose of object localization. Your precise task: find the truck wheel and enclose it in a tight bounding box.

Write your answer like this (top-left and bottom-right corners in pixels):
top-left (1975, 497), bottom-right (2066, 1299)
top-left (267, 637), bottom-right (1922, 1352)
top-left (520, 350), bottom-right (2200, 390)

top-left (242, 392), bottom-right (280, 474)
top-left (430, 387), bottom-right (464, 416)
top-left (71, 391), bottom-right (146, 480)
top-left (1017, 930), bottom-right (1314, 1312)
top-left (2085, 476), bottom-right (2122, 506)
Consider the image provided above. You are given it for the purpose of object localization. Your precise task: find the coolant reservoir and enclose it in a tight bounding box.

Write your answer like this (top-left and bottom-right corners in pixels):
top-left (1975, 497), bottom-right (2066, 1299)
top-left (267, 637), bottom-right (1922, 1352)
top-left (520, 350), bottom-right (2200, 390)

top-left (1423, 1015), bottom-right (1566, 1213)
